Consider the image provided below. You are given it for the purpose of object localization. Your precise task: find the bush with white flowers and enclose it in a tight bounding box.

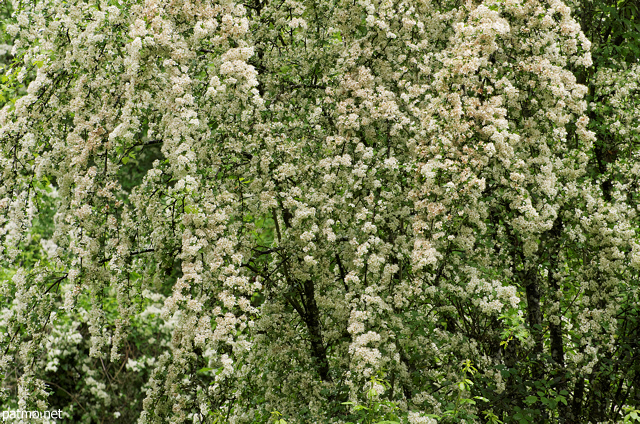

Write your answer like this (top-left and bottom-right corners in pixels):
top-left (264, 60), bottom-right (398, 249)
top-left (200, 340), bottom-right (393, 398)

top-left (1, 0), bottom-right (639, 422)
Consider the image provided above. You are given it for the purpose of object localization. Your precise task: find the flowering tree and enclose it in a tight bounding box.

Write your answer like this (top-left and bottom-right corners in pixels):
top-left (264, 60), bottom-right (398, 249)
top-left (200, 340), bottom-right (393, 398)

top-left (0, 0), bottom-right (639, 422)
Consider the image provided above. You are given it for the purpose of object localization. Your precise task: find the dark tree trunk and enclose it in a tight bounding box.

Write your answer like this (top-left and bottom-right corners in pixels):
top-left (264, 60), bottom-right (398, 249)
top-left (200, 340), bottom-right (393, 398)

top-left (525, 270), bottom-right (543, 357)
top-left (568, 377), bottom-right (585, 423)
top-left (302, 278), bottom-right (331, 382)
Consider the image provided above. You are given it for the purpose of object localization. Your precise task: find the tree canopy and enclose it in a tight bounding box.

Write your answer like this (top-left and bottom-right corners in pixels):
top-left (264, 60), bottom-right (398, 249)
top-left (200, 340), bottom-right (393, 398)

top-left (0, 0), bottom-right (639, 422)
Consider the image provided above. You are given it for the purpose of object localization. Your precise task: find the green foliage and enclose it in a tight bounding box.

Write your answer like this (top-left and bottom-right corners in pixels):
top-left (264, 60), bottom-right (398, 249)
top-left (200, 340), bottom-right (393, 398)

top-left (343, 376), bottom-right (401, 424)
top-left (498, 310), bottom-right (528, 349)
top-left (271, 410), bottom-right (288, 424)
top-left (624, 407), bottom-right (640, 423)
